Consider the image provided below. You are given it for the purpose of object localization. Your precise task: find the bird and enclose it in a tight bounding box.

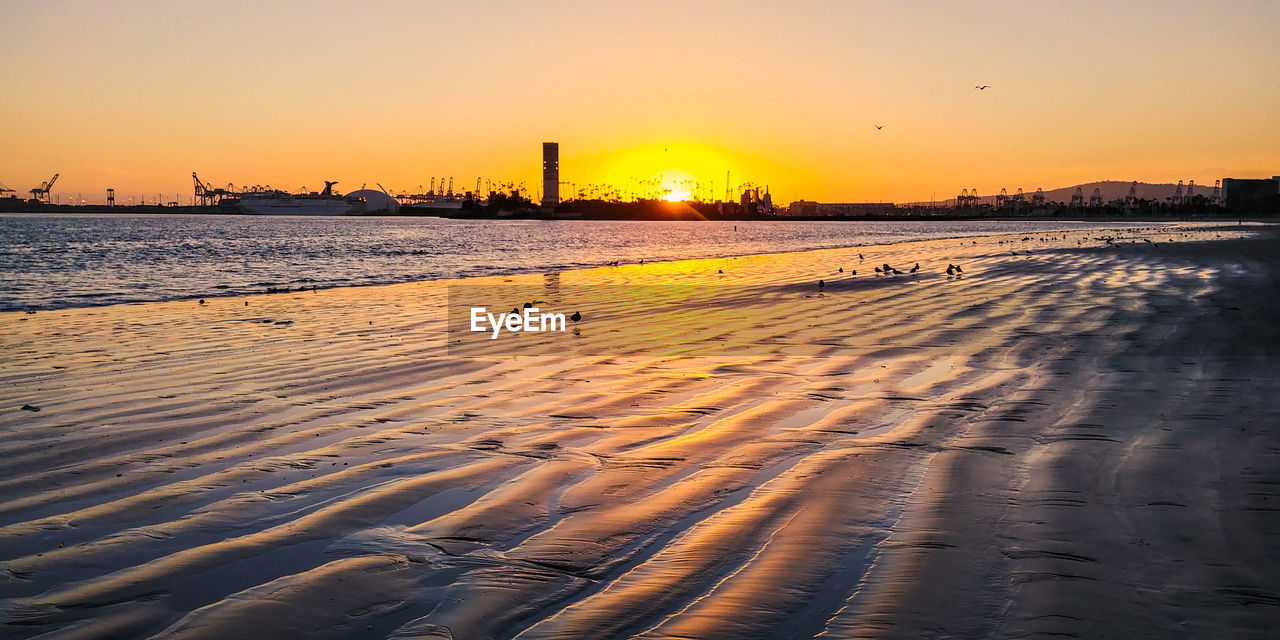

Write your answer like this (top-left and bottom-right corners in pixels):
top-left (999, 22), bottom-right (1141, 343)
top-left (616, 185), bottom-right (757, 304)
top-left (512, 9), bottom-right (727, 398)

top-left (875, 266), bottom-right (883, 273)
top-left (909, 263), bottom-right (919, 273)
top-left (818, 279), bottom-right (825, 288)
top-left (975, 85), bottom-right (990, 90)
top-left (882, 263), bottom-right (893, 273)
top-left (570, 311), bottom-right (582, 322)
top-left (891, 268), bottom-right (903, 275)
top-left (838, 267), bottom-right (844, 273)
top-left (874, 124), bottom-right (885, 130)
top-left (947, 264), bottom-right (955, 276)
top-left (510, 308), bottom-right (520, 316)
top-left (718, 269), bottom-right (723, 274)
top-left (198, 299), bottom-right (205, 305)
top-left (859, 253), bottom-right (864, 260)
top-left (955, 265), bottom-right (963, 274)
top-left (523, 302), bottom-right (533, 308)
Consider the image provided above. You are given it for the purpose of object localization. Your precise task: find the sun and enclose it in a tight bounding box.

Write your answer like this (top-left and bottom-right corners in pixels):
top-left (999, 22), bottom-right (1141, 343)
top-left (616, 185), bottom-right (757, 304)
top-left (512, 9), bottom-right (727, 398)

top-left (662, 187), bottom-right (693, 202)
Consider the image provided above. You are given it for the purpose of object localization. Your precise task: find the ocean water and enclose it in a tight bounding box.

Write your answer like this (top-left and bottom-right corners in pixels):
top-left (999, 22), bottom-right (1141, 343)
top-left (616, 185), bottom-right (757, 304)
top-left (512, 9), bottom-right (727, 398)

top-left (1, 213), bottom-right (1158, 311)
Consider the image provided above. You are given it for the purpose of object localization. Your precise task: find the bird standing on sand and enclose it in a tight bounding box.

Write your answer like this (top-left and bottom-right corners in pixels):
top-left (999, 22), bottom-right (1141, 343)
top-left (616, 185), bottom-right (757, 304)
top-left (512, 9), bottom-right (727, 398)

top-left (947, 264), bottom-right (955, 276)
top-left (198, 299), bottom-right (205, 305)
top-left (859, 253), bottom-right (864, 260)
top-left (891, 268), bottom-right (902, 275)
top-left (818, 280), bottom-right (825, 289)
top-left (570, 311), bottom-right (582, 322)
top-left (955, 265), bottom-right (963, 274)
top-left (882, 263), bottom-right (893, 273)
top-left (839, 267), bottom-right (844, 273)
top-left (909, 263), bottom-right (919, 273)
top-left (875, 266), bottom-right (883, 274)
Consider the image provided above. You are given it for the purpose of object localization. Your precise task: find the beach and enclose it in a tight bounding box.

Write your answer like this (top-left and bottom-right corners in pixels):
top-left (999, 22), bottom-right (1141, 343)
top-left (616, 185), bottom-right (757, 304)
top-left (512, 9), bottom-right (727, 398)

top-left (2, 223), bottom-right (1278, 639)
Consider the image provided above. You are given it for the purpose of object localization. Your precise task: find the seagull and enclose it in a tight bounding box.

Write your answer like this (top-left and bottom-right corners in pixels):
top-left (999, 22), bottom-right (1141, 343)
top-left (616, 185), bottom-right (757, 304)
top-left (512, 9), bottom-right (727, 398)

top-left (975, 85), bottom-right (990, 90)
top-left (874, 124), bottom-right (885, 130)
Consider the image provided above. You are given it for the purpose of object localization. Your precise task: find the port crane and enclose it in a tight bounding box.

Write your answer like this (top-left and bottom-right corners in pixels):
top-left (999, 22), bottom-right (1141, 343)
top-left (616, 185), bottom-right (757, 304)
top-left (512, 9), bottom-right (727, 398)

top-left (0, 182), bottom-right (15, 197)
top-left (193, 172), bottom-right (237, 205)
top-left (30, 173), bottom-right (59, 203)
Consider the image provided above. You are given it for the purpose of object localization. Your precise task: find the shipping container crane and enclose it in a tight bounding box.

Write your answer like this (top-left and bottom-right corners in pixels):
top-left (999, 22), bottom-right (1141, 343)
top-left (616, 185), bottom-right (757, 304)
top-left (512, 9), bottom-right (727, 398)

top-left (30, 173), bottom-right (59, 202)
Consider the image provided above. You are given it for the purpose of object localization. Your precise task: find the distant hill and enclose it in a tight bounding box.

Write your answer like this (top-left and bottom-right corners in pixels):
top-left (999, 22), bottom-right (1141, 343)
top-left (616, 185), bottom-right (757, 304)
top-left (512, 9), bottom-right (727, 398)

top-left (1037, 181), bottom-right (1214, 204)
top-left (904, 180), bottom-right (1218, 206)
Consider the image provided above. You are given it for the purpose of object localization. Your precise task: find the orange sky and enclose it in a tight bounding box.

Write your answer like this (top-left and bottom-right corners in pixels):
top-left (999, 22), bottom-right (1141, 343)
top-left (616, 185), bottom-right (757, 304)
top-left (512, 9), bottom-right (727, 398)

top-left (1, 0), bottom-right (1277, 205)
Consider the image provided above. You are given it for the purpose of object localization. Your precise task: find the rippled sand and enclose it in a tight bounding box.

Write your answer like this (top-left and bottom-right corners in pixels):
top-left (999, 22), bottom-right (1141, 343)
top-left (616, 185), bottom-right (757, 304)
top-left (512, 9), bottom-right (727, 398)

top-left (3, 224), bottom-right (1278, 639)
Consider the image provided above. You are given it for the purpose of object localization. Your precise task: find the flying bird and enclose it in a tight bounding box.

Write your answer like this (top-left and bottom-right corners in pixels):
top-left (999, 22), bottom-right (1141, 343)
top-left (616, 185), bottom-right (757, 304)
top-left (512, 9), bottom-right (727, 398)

top-left (874, 124), bottom-right (885, 130)
top-left (975, 85), bottom-right (990, 90)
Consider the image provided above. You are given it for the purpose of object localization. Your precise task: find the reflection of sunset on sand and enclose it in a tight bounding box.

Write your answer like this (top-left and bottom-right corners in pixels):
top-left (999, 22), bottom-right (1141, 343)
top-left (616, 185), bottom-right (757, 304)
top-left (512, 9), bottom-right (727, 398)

top-left (3, 224), bottom-right (1277, 638)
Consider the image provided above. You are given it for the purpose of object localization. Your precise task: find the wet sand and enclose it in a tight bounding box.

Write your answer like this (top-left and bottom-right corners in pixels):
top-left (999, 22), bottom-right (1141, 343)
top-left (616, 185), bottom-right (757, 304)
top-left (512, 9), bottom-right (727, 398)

top-left (2, 223), bottom-right (1278, 639)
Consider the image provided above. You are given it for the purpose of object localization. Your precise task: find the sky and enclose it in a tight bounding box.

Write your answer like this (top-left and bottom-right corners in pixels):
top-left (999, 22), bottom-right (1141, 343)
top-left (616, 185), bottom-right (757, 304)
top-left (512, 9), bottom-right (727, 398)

top-left (1, 0), bottom-right (1278, 205)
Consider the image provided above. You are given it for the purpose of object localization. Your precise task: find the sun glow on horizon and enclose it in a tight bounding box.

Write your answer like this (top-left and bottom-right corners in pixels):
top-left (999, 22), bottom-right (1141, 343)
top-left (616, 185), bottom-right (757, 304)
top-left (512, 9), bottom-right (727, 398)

top-left (0, 2), bottom-right (1276, 204)
top-left (661, 187), bottom-right (694, 202)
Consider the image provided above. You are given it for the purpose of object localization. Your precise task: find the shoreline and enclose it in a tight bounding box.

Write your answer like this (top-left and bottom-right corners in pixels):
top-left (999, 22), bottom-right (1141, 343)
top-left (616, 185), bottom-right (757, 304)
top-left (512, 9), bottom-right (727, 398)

top-left (2, 224), bottom-right (1278, 638)
top-left (2, 219), bottom-right (1264, 315)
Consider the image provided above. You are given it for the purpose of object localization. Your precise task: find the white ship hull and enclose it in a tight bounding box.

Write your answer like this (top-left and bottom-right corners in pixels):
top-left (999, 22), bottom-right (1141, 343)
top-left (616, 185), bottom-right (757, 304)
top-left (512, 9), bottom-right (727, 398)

top-left (238, 196), bottom-right (354, 216)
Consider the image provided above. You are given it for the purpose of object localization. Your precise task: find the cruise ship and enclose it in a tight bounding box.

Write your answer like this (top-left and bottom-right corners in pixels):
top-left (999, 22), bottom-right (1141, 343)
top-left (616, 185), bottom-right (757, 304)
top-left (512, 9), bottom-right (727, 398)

top-left (234, 182), bottom-right (400, 215)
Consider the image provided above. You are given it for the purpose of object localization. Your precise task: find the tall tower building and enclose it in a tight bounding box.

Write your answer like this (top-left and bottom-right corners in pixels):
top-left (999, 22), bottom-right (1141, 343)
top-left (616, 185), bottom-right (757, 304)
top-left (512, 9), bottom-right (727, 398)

top-left (542, 142), bottom-right (559, 207)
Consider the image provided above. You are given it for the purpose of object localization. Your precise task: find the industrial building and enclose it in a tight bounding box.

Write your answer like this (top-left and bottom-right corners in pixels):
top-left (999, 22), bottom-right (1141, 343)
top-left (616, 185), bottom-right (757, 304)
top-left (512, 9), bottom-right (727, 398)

top-left (1222, 176), bottom-right (1280, 211)
top-left (541, 142), bottom-right (559, 207)
top-left (783, 200), bottom-right (895, 217)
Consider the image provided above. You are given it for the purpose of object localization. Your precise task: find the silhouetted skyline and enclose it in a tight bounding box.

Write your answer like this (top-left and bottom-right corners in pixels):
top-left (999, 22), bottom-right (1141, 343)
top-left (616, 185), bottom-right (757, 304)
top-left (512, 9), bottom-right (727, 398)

top-left (2, 0), bottom-right (1277, 204)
